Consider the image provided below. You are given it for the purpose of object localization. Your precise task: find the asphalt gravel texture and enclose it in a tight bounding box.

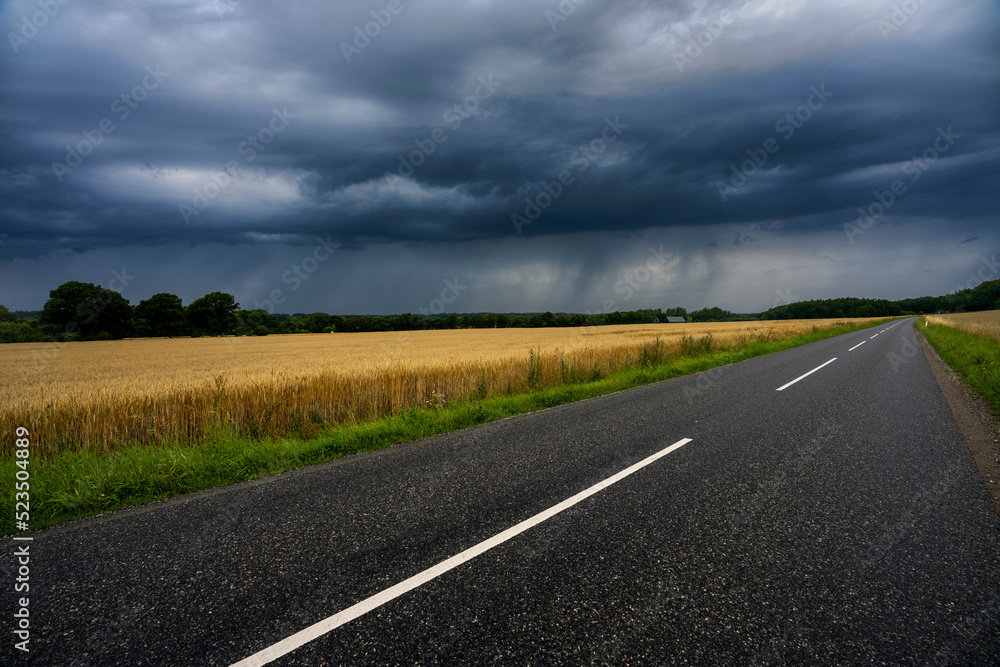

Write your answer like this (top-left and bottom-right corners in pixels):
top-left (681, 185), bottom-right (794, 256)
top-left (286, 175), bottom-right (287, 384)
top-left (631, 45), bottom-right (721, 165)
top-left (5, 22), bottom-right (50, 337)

top-left (3, 318), bottom-right (999, 665)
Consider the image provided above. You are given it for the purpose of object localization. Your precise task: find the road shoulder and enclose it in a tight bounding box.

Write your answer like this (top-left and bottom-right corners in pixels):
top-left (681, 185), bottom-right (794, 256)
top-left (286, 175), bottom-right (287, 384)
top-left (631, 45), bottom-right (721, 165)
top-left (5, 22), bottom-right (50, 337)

top-left (919, 326), bottom-right (1000, 517)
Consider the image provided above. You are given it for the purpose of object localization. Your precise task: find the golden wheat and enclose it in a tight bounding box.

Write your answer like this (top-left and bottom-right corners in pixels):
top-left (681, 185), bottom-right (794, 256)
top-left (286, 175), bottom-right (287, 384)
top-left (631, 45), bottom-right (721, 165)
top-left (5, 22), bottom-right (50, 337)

top-left (925, 310), bottom-right (1000, 342)
top-left (0, 318), bottom-right (884, 456)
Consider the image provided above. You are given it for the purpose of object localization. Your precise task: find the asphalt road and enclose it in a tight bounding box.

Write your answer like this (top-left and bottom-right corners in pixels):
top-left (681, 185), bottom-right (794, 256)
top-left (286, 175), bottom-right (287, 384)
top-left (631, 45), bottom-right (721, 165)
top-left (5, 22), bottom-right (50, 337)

top-left (4, 318), bottom-right (1000, 665)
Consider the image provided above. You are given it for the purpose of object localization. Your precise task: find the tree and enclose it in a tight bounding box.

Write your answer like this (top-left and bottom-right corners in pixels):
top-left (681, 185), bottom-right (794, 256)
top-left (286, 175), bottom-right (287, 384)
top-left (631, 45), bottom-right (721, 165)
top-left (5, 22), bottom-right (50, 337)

top-left (0, 305), bottom-right (17, 323)
top-left (965, 279), bottom-right (1000, 311)
top-left (235, 309), bottom-right (280, 336)
top-left (852, 304), bottom-right (879, 318)
top-left (690, 307), bottom-right (730, 322)
top-left (395, 313), bottom-right (417, 330)
top-left (305, 313), bottom-right (332, 333)
top-left (186, 292), bottom-right (238, 335)
top-left (40, 281), bottom-right (133, 339)
top-left (135, 293), bottom-right (186, 337)
top-left (279, 315), bottom-right (308, 334)
top-left (0, 322), bottom-right (48, 343)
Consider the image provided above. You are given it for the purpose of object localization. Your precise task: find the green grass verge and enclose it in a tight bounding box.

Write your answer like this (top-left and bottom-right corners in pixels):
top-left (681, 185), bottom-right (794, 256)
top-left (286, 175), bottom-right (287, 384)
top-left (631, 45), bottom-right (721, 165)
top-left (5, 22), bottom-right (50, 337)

top-left (919, 319), bottom-right (1000, 416)
top-left (2, 318), bottom-right (897, 535)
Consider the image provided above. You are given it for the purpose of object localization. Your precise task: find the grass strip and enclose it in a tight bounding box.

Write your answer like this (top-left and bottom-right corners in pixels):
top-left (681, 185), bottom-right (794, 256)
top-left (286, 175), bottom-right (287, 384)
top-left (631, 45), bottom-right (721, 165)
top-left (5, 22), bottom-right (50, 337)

top-left (919, 319), bottom-right (1000, 416)
top-left (2, 318), bottom-right (895, 534)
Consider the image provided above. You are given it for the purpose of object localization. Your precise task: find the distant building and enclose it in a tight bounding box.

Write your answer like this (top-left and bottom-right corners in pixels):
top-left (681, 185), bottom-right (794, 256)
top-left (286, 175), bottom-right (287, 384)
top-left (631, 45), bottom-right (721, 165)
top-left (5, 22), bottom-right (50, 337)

top-left (664, 316), bottom-right (686, 323)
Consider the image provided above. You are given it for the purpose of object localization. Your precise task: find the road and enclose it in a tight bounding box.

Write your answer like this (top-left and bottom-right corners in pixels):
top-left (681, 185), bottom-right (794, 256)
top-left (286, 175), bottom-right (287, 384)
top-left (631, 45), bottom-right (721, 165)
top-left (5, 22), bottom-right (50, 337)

top-left (4, 318), bottom-right (1000, 665)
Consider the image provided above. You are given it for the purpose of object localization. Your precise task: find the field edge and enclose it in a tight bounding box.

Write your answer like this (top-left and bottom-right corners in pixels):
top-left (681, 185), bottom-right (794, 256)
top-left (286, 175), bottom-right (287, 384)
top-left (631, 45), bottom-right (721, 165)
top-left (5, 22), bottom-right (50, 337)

top-left (917, 318), bottom-right (1000, 517)
top-left (2, 318), bottom-right (899, 536)
top-left (919, 318), bottom-right (1000, 416)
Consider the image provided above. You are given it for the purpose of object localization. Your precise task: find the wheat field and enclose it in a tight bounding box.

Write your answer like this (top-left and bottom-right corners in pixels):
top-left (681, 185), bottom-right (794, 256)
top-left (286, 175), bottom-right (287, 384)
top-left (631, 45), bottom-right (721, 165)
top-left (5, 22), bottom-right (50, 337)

top-left (925, 311), bottom-right (1000, 342)
top-left (1, 319), bottom-right (883, 457)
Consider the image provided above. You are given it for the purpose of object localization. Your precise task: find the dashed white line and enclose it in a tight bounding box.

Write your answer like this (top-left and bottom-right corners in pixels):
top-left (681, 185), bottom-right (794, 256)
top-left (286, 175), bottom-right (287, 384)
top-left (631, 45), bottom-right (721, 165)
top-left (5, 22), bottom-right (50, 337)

top-left (230, 437), bottom-right (695, 666)
top-left (849, 341), bottom-right (867, 351)
top-left (870, 334), bottom-right (879, 339)
top-left (776, 358), bottom-right (838, 392)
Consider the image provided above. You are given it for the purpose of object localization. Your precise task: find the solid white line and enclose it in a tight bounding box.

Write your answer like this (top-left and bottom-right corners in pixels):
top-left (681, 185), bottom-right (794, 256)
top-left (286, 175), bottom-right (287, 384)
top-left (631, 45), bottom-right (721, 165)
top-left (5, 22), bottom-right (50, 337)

top-left (776, 357), bottom-right (838, 392)
top-left (230, 437), bottom-right (695, 666)
top-left (848, 341), bottom-right (866, 351)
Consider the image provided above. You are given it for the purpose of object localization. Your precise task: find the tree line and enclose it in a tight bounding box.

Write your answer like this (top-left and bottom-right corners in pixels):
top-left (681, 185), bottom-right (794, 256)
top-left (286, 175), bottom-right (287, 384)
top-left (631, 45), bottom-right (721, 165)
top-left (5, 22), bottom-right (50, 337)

top-left (1, 278), bottom-right (997, 343)
top-left (758, 280), bottom-right (1000, 320)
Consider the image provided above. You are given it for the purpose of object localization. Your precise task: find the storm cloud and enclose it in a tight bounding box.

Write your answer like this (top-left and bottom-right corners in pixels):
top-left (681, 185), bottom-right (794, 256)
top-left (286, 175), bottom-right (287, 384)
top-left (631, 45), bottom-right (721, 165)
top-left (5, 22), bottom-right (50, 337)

top-left (1, 0), bottom-right (998, 313)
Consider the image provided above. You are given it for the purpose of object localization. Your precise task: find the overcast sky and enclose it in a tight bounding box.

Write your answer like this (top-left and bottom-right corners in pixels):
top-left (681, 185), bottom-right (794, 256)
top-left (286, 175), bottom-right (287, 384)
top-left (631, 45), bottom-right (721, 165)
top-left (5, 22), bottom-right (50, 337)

top-left (1, 0), bottom-right (998, 315)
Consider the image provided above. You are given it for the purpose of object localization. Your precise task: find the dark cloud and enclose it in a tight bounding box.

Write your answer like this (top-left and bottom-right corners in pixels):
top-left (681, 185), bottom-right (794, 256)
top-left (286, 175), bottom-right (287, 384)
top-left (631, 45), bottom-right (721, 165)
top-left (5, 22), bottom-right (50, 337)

top-left (1, 0), bottom-right (998, 312)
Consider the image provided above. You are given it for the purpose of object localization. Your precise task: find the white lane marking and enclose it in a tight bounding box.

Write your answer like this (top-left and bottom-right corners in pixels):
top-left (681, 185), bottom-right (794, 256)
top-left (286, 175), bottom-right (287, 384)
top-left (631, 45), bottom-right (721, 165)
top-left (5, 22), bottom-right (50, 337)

top-left (776, 358), bottom-right (838, 392)
top-left (849, 341), bottom-right (867, 351)
top-left (870, 334), bottom-right (879, 339)
top-left (231, 437), bottom-right (695, 666)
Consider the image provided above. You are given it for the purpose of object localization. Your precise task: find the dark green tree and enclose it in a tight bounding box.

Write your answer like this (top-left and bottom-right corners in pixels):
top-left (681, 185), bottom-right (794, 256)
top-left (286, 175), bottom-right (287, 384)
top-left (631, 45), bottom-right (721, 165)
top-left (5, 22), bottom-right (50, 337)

top-left (394, 313), bottom-right (417, 330)
top-left (965, 279), bottom-right (1000, 311)
top-left (279, 315), bottom-right (308, 333)
top-left (186, 292), bottom-right (239, 335)
top-left (305, 312), bottom-right (332, 333)
top-left (235, 309), bottom-right (280, 336)
top-left (0, 305), bottom-right (17, 323)
top-left (135, 293), bottom-right (186, 337)
top-left (852, 304), bottom-right (879, 318)
top-left (0, 322), bottom-right (48, 343)
top-left (40, 281), bottom-right (133, 339)
top-left (690, 307), bottom-right (731, 322)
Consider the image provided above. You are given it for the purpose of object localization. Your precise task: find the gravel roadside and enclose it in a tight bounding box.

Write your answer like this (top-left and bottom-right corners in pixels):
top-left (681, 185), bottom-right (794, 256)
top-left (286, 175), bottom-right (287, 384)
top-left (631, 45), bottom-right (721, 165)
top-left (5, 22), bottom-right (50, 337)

top-left (919, 326), bottom-right (1000, 518)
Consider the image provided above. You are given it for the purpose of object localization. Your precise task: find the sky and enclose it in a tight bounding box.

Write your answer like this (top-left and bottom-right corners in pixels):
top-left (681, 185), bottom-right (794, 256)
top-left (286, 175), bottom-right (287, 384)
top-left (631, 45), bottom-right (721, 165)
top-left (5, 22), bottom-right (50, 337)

top-left (1, 0), bottom-right (998, 316)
